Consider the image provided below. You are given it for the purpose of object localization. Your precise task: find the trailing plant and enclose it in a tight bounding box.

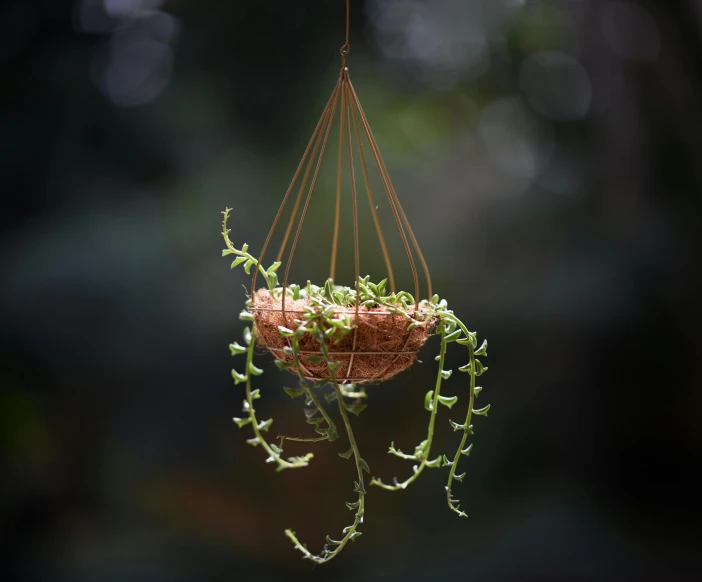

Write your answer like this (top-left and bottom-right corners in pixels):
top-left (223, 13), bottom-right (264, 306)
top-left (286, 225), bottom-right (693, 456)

top-left (221, 209), bottom-right (490, 562)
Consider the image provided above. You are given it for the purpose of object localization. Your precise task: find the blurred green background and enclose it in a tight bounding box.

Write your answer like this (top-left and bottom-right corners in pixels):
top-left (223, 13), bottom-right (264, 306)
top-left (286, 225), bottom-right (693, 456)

top-left (2, 0), bottom-right (701, 580)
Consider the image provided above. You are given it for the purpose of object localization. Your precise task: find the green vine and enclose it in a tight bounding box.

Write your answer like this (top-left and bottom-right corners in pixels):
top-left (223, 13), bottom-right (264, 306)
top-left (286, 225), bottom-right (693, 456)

top-left (221, 208), bottom-right (490, 561)
top-left (283, 299), bottom-right (367, 563)
top-left (370, 310), bottom-right (489, 517)
top-left (369, 325), bottom-right (447, 491)
top-left (221, 208), bottom-right (278, 291)
top-left (230, 325), bottom-right (316, 471)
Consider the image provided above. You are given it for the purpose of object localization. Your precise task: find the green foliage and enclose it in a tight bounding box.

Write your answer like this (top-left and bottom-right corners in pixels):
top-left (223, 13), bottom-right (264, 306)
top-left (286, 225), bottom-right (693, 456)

top-left (221, 209), bottom-right (490, 561)
top-left (221, 208), bottom-right (275, 291)
top-left (369, 313), bottom-right (489, 514)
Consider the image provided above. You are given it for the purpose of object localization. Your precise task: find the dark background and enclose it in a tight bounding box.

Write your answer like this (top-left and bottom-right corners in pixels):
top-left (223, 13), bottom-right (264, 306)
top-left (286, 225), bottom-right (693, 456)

top-left (2, 1), bottom-right (701, 581)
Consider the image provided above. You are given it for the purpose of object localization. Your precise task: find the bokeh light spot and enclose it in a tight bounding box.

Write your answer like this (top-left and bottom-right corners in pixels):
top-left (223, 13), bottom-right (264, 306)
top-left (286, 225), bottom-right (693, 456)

top-left (100, 39), bottom-right (173, 107)
top-left (519, 51), bottom-right (592, 122)
top-left (479, 96), bottom-right (554, 181)
top-left (600, 1), bottom-right (661, 62)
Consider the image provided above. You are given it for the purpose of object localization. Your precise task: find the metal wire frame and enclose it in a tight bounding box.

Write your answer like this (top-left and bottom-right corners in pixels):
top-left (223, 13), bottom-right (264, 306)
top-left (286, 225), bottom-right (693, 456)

top-left (249, 0), bottom-right (433, 381)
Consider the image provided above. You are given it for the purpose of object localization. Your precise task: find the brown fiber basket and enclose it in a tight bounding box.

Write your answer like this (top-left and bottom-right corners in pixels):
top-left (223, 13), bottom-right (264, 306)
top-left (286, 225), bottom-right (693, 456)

top-left (251, 289), bottom-right (435, 384)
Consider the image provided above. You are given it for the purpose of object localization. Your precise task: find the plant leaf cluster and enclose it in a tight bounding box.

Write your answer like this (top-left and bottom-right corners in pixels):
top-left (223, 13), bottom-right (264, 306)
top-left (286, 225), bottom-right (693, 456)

top-left (221, 208), bottom-right (490, 562)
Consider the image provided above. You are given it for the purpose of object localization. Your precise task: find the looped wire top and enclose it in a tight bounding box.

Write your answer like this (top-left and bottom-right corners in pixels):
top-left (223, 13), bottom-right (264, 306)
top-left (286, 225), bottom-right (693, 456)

top-left (251, 0), bottom-right (432, 315)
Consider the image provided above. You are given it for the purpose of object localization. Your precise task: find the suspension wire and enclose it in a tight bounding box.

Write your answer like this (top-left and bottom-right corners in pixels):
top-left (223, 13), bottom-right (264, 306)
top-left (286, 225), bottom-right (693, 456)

top-left (277, 87), bottom-right (339, 263)
top-left (347, 80), bottom-right (432, 301)
top-left (252, 80), bottom-right (341, 296)
top-left (349, 93), bottom-right (395, 293)
top-left (329, 77), bottom-right (346, 281)
top-left (346, 80), bottom-right (422, 311)
top-left (349, 80), bottom-right (433, 301)
top-left (280, 84), bottom-right (341, 321)
top-left (347, 82), bottom-right (419, 380)
top-left (342, 73), bottom-right (361, 378)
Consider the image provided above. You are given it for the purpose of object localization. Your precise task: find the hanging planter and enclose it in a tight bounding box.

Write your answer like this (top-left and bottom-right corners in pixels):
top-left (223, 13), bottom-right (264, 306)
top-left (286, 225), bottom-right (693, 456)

top-left (251, 284), bottom-right (434, 382)
top-left (220, 1), bottom-right (490, 564)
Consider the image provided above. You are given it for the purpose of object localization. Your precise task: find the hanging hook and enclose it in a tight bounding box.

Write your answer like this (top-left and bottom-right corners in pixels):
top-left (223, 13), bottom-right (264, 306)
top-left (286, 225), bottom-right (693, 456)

top-left (340, 44), bottom-right (350, 70)
top-left (340, 0), bottom-right (350, 68)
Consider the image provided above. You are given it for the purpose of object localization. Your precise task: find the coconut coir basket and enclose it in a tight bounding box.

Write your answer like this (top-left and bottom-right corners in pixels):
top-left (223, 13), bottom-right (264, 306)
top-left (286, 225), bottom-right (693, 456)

top-left (251, 289), bottom-right (435, 383)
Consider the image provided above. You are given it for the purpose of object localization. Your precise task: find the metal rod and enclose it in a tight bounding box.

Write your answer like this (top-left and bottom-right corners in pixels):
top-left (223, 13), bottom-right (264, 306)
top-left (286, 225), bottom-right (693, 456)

top-left (349, 79), bottom-right (433, 302)
top-left (349, 91), bottom-right (396, 293)
top-left (252, 80), bottom-right (341, 297)
top-left (329, 74), bottom-right (346, 281)
top-left (346, 80), bottom-right (422, 309)
top-left (343, 74), bottom-right (361, 379)
top-left (280, 83), bottom-right (341, 321)
top-left (265, 348), bottom-right (418, 356)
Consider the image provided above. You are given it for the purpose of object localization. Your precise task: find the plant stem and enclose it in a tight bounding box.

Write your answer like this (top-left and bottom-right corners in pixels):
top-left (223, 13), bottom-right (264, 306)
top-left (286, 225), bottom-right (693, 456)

top-left (285, 329), bottom-right (365, 563)
top-left (371, 324), bottom-right (447, 491)
top-left (279, 435), bottom-right (329, 444)
top-left (305, 386), bottom-right (338, 437)
top-left (443, 316), bottom-right (477, 517)
top-left (278, 385), bottom-right (338, 447)
top-left (284, 382), bottom-right (365, 564)
top-left (243, 328), bottom-right (313, 471)
top-left (334, 384), bottom-right (366, 497)
top-left (221, 208), bottom-right (271, 289)
top-left (289, 335), bottom-right (338, 439)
